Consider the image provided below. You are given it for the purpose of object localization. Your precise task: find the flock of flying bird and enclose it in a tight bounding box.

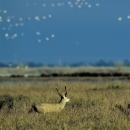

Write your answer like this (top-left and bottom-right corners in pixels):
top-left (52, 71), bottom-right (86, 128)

top-left (1, 0), bottom-right (99, 43)
top-left (0, 0), bottom-right (130, 43)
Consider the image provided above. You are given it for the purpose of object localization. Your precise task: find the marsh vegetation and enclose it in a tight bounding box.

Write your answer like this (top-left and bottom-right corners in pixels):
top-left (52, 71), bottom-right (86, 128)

top-left (1, 78), bottom-right (130, 129)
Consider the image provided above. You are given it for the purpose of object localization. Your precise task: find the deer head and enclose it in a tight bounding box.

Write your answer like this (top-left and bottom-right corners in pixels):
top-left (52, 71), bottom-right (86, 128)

top-left (56, 86), bottom-right (70, 103)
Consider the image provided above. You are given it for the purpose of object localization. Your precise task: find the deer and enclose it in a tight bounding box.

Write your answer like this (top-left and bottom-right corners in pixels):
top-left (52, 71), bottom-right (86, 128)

top-left (29, 86), bottom-right (70, 114)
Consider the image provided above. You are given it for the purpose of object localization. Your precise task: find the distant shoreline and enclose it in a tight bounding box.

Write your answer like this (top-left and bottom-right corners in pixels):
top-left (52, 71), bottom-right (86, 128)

top-left (0, 67), bottom-right (130, 80)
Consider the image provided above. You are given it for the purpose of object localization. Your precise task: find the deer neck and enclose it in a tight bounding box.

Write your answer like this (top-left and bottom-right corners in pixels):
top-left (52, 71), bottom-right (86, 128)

top-left (59, 99), bottom-right (67, 109)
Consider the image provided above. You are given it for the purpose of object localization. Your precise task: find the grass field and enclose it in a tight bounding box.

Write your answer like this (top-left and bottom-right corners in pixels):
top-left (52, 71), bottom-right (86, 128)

top-left (1, 78), bottom-right (130, 130)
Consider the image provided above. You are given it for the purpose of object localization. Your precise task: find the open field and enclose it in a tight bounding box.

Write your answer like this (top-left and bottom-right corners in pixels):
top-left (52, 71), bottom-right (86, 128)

top-left (1, 67), bottom-right (130, 78)
top-left (1, 77), bottom-right (130, 130)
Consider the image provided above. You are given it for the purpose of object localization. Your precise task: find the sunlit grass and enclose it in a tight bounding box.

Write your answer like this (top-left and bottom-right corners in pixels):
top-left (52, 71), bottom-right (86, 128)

top-left (1, 80), bottom-right (130, 129)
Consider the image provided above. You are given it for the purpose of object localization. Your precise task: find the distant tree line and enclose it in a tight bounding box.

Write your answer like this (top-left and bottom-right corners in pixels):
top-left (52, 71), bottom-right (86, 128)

top-left (68, 60), bottom-right (130, 67)
top-left (0, 60), bottom-right (130, 68)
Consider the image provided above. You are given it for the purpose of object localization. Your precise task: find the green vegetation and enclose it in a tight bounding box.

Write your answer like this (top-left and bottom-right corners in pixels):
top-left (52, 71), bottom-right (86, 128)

top-left (1, 79), bottom-right (130, 129)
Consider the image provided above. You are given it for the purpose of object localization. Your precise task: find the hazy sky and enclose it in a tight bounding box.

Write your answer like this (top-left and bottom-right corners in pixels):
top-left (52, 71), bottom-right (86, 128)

top-left (0, 0), bottom-right (130, 64)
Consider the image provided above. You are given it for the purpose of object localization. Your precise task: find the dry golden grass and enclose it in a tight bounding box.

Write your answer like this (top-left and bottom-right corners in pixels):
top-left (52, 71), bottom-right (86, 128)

top-left (1, 79), bottom-right (130, 130)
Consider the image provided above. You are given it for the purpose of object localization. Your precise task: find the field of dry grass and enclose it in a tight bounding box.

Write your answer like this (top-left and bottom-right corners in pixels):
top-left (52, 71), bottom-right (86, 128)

top-left (1, 78), bottom-right (130, 130)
